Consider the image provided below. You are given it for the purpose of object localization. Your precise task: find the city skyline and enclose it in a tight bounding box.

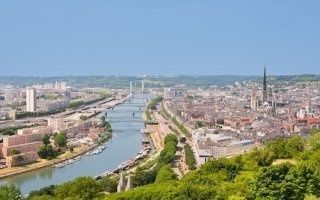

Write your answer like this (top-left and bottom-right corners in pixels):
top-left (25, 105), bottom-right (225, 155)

top-left (1, 1), bottom-right (320, 199)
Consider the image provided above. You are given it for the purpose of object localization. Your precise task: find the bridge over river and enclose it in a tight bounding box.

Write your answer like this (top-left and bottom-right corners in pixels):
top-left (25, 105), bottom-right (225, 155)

top-left (0, 93), bottom-right (152, 194)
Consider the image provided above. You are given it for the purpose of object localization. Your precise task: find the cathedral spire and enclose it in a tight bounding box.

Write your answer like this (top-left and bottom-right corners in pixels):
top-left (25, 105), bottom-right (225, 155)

top-left (263, 65), bottom-right (267, 91)
top-left (262, 65), bottom-right (268, 103)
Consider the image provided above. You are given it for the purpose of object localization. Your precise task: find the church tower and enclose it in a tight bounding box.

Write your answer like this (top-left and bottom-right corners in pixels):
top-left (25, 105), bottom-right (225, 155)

top-left (262, 66), bottom-right (268, 103)
top-left (251, 86), bottom-right (257, 110)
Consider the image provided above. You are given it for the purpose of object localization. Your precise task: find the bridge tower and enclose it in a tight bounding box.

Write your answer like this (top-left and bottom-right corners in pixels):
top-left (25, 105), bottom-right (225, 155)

top-left (141, 80), bottom-right (145, 93)
top-left (130, 82), bottom-right (133, 93)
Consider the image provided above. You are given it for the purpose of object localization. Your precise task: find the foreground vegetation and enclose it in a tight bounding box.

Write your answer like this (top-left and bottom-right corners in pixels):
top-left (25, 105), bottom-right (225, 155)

top-left (3, 129), bottom-right (320, 200)
top-left (104, 130), bottom-right (320, 200)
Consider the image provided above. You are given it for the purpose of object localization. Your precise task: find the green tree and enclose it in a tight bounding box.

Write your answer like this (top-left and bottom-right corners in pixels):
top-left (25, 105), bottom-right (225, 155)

top-left (38, 145), bottom-right (48, 159)
top-left (42, 134), bottom-right (50, 146)
top-left (185, 144), bottom-right (197, 170)
top-left (250, 149), bottom-right (275, 167)
top-left (28, 185), bottom-right (56, 199)
top-left (0, 185), bottom-right (23, 200)
top-left (37, 145), bottom-right (58, 160)
top-left (132, 168), bottom-right (157, 187)
top-left (2, 128), bottom-right (16, 136)
top-left (287, 135), bottom-right (305, 155)
top-left (251, 164), bottom-right (304, 200)
top-left (46, 145), bottom-right (58, 159)
top-left (267, 136), bottom-right (304, 159)
top-left (99, 176), bottom-right (118, 193)
top-left (164, 134), bottom-right (178, 146)
top-left (294, 163), bottom-right (320, 196)
top-left (155, 165), bottom-right (177, 183)
top-left (309, 128), bottom-right (320, 136)
top-left (55, 177), bottom-right (102, 200)
top-left (54, 133), bottom-right (67, 147)
top-left (310, 132), bottom-right (320, 151)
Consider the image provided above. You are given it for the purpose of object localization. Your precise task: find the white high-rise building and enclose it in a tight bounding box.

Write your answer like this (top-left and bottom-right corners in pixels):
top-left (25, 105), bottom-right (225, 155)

top-left (26, 87), bottom-right (37, 112)
top-left (141, 80), bottom-right (144, 93)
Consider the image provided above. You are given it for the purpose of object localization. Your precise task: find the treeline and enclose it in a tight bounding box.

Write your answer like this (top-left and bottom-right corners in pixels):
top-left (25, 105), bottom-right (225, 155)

top-left (147, 96), bottom-right (163, 110)
top-left (1, 76), bottom-right (319, 89)
top-left (0, 124), bottom-right (41, 136)
top-left (16, 110), bottom-right (65, 119)
top-left (67, 101), bottom-right (85, 109)
top-left (145, 110), bottom-right (152, 121)
top-left (0, 75), bottom-right (260, 88)
top-left (145, 96), bottom-right (163, 121)
top-left (184, 144), bottom-right (196, 170)
top-left (162, 105), bottom-right (191, 137)
top-left (68, 96), bottom-right (111, 109)
top-left (162, 105), bottom-right (171, 119)
top-left (172, 117), bottom-right (191, 137)
top-left (158, 134), bottom-right (178, 166)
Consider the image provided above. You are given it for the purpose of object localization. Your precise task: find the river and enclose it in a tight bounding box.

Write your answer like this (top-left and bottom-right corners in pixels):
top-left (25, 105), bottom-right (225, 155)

top-left (0, 93), bottom-right (151, 194)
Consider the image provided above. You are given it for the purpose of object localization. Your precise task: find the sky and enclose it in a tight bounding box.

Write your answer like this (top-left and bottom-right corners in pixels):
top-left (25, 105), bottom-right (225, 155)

top-left (0, 0), bottom-right (320, 76)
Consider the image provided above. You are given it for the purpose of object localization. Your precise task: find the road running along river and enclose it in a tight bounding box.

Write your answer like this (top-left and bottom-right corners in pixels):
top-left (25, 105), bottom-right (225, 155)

top-left (0, 93), bottom-right (152, 194)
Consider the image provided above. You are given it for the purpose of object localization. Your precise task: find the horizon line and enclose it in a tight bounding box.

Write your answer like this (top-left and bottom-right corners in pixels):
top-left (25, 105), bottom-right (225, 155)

top-left (0, 73), bottom-right (320, 77)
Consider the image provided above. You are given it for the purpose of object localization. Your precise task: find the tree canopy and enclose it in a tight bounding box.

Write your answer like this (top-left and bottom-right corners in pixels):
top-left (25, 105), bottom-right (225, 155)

top-left (54, 132), bottom-right (67, 147)
top-left (0, 185), bottom-right (23, 200)
top-left (42, 134), bottom-right (50, 146)
top-left (155, 165), bottom-right (177, 183)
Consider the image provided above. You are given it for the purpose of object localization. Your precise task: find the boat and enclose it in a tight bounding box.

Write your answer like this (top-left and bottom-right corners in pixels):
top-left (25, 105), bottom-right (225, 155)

top-left (140, 129), bottom-right (149, 134)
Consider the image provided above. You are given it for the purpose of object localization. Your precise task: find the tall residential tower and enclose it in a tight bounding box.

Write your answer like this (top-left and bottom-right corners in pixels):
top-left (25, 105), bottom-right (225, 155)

top-left (26, 87), bottom-right (36, 112)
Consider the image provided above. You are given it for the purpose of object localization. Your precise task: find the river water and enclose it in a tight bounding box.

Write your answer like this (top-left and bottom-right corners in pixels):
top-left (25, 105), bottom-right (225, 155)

top-left (0, 93), bottom-right (151, 194)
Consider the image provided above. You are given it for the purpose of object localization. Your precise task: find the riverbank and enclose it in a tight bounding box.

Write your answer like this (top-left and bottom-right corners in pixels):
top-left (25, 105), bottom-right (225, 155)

top-left (93, 95), bottom-right (157, 179)
top-left (0, 143), bottom-right (97, 179)
top-left (0, 93), bottom-right (148, 194)
top-left (0, 94), bottom-right (132, 180)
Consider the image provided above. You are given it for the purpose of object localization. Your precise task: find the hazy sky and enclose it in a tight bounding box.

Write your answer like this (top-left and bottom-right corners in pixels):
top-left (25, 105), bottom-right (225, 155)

top-left (0, 1), bottom-right (320, 76)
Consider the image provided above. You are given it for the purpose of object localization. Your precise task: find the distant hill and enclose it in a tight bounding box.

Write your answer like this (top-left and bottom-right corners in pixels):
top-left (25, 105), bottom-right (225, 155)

top-left (0, 74), bottom-right (319, 88)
